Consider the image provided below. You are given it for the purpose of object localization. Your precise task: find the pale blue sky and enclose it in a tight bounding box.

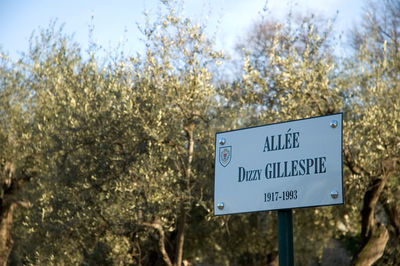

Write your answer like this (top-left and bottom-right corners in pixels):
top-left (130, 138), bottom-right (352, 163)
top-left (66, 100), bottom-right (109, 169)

top-left (0, 0), bottom-right (365, 59)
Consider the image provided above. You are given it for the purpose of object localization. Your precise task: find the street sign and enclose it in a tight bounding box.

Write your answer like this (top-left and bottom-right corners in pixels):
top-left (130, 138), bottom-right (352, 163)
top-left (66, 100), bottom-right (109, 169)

top-left (214, 113), bottom-right (343, 215)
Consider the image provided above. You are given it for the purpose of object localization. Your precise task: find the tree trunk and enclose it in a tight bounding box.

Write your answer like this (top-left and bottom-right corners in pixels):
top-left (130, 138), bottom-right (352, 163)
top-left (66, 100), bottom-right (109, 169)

top-left (353, 175), bottom-right (388, 266)
top-left (353, 223), bottom-right (389, 266)
top-left (174, 122), bottom-right (194, 266)
top-left (0, 162), bottom-right (17, 265)
top-left (174, 204), bottom-right (187, 266)
top-left (360, 177), bottom-right (387, 240)
top-left (142, 220), bottom-right (173, 266)
top-left (0, 161), bottom-right (30, 265)
top-left (0, 202), bottom-right (16, 266)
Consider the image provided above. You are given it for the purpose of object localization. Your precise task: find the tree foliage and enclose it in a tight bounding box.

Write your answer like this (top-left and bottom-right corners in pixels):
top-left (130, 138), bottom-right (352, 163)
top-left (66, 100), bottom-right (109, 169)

top-left (9, 3), bottom-right (224, 265)
top-left (346, 1), bottom-right (400, 264)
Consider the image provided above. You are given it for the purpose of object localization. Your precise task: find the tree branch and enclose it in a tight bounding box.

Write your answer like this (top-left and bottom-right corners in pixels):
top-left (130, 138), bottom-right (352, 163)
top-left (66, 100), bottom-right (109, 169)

top-left (141, 221), bottom-right (173, 266)
top-left (343, 147), bottom-right (368, 176)
top-left (360, 176), bottom-right (387, 240)
top-left (353, 223), bottom-right (389, 266)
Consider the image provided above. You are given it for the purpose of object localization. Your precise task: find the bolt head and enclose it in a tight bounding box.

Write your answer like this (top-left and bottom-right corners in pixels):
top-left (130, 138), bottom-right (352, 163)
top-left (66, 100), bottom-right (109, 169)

top-left (330, 120), bottom-right (338, 128)
top-left (217, 202), bottom-right (224, 210)
top-left (219, 138), bottom-right (226, 145)
top-left (331, 190), bottom-right (339, 199)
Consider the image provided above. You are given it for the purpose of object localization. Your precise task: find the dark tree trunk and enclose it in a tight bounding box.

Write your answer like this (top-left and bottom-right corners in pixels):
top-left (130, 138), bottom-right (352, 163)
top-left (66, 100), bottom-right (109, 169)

top-left (353, 223), bottom-right (389, 266)
top-left (174, 204), bottom-right (187, 266)
top-left (353, 175), bottom-right (389, 266)
top-left (0, 161), bottom-right (29, 265)
top-left (360, 177), bottom-right (387, 241)
top-left (0, 202), bottom-right (16, 266)
top-left (142, 219), bottom-right (173, 266)
top-left (0, 162), bottom-right (17, 265)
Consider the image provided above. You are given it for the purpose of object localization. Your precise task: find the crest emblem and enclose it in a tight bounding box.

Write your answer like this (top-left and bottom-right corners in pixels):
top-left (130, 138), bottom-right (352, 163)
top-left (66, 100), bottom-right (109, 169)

top-left (219, 146), bottom-right (232, 167)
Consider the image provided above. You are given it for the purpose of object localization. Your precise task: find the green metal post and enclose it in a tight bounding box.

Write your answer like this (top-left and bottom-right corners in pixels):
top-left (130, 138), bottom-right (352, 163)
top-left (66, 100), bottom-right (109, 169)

top-left (278, 209), bottom-right (294, 266)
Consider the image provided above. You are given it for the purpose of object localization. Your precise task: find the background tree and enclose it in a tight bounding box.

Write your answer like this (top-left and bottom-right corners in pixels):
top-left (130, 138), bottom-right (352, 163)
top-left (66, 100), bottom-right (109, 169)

top-left (10, 2), bottom-right (225, 265)
top-left (9, 25), bottom-right (133, 264)
top-left (127, 5), bottom-right (224, 265)
top-left (346, 0), bottom-right (400, 265)
top-left (0, 52), bottom-right (35, 265)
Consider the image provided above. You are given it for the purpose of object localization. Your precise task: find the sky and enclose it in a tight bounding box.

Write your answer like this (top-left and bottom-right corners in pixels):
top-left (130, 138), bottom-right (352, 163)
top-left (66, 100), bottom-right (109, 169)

top-left (0, 0), bottom-right (366, 60)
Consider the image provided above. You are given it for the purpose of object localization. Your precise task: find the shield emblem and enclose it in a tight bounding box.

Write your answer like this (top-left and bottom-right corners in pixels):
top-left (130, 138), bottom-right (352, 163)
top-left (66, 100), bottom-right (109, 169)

top-left (219, 146), bottom-right (232, 167)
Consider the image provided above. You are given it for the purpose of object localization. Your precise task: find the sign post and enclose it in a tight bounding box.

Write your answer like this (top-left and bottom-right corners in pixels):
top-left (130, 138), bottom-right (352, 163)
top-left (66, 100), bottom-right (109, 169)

top-left (278, 209), bottom-right (294, 266)
top-left (214, 113), bottom-right (343, 264)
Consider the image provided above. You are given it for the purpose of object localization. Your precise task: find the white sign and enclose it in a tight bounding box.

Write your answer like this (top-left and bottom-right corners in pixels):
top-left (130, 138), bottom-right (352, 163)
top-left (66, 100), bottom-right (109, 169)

top-left (214, 113), bottom-right (343, 215)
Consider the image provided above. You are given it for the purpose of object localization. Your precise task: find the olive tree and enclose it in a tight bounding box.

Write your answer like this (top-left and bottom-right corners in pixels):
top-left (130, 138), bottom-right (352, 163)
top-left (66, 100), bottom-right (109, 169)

top-left (346, 1), bottom-right (400, 265)
top-left (11, 2), bottom-right (225, 265)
